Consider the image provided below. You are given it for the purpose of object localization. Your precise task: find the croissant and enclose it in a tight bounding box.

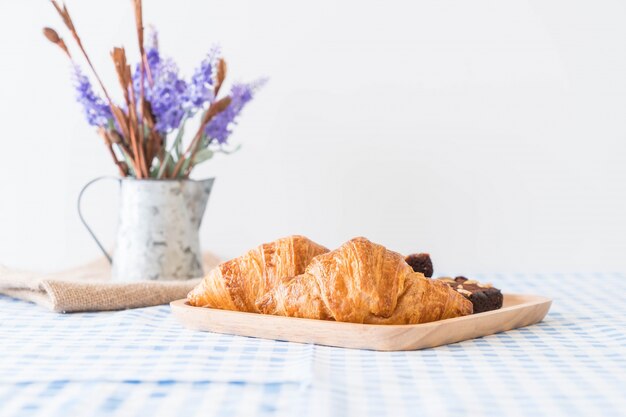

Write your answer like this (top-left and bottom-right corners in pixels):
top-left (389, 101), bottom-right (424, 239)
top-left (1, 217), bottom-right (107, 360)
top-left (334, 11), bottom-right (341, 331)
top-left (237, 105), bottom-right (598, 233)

top-left (257, 237), bottom-right (473, 324)
top-left (187, 235), bottom-right (329, 313)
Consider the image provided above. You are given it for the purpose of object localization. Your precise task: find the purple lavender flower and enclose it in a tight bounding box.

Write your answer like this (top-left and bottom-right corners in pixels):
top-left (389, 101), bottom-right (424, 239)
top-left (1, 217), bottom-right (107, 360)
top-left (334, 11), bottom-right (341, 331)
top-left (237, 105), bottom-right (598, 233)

top-left (144, 48), bottom-right (160, 75)
top-left (204, 82), bottom-right (258, 145)
top-left (186, 47), bottom-right (220, 108)
top-left (149, 59), bottom-right (188, 132)
top-left (72, 65), bottom-right (112, 127)
top-left (142, 27), bottom-right (161, 76)
top-left (133, 30), bottom-right (188, 133)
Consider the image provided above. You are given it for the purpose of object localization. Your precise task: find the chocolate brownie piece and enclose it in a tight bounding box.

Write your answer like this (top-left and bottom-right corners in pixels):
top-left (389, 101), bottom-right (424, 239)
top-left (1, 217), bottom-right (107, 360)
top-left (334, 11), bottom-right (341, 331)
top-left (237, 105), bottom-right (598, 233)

top-left (405, 253), bottom-right (433, 277)
top-left (437, 276), bottom-right (503, 314)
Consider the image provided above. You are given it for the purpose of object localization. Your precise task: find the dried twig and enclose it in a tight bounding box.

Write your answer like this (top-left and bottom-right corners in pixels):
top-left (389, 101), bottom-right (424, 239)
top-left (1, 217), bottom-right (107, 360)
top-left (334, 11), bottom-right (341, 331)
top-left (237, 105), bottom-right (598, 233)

top-left (170, 96), bottom-right (231, 178)
top-left (42, 20), bottom-right (136, 177)
top-left (50, 1), bottom-right (111, 104)
top-left (49, 0), bottom-right (133, 164)
top-left (127, 74), bottom-right (149, 178)
top-left (111, 48), bottom-right (131, 103)
top-left (111, 47), bottom-right (146, 177)
top-left (142, 101), bottom-right (162, 166)
top-left (42, 27), bottom-right (71, 57)
top-left (98, 128), bottom-right (128, 176)
top-left (132, 0), bottom-right (151, 178)
top-left (214, 58), bottom-right (227, 97)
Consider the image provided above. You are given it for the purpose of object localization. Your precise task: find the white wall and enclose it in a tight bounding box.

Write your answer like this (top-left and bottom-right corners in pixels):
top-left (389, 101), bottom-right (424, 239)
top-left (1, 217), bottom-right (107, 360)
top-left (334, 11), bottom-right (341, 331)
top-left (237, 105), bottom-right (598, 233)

top-left (0, 0), bottom-right (625, 274)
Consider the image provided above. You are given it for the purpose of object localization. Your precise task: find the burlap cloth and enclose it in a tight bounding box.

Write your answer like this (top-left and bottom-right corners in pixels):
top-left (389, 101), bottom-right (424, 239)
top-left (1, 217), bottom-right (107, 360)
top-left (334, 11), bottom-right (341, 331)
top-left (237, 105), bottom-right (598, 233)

top-left (0, 252), bottom-right (219, 313)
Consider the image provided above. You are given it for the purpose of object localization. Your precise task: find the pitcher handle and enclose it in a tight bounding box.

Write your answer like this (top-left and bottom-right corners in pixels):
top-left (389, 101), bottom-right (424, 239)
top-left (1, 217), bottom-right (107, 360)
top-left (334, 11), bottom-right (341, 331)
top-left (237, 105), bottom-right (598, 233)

top-left (77, 176), bottom-right (121, 264)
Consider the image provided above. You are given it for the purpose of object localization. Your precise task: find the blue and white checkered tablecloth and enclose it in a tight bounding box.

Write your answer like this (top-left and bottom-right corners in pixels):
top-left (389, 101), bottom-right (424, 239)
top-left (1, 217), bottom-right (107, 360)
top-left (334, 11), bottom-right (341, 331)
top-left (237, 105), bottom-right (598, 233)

top-left (1, 273), bottom-right (625, 417)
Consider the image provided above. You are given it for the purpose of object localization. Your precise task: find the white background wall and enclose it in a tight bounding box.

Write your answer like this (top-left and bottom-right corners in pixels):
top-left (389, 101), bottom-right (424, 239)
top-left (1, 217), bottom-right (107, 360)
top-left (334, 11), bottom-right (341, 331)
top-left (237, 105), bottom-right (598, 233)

top-left (0, 0), bottom-right (624, 274)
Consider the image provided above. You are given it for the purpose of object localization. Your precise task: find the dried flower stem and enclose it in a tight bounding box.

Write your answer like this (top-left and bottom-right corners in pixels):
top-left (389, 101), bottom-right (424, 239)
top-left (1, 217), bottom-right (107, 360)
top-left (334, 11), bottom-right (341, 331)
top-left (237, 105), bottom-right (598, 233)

top-left (109, 130), bottom-right (135, 161)
top-left (111, 47), bottom-right (146, 178)
top-left (143, 101), bottom-right (162, 165)
top-left (175, 59), bottom-right (228, 178)
top-left (98, 128), bottom-right (128, 176)
top-left (142, 53), bottom-right (154, 86)
top-left (49, 0), bottom-right (134, 164)
top-left (42, 27), bottom-right (71, 58)
top-left (170, 61), bottom-right (229, 178)
top-left (214, 59), bottom-right (227, 96)
top-left (128, 82), bottom-right (149, 178)
top-left (183, 137), bottom-right (213, 177)
top-left (43, 23), bottom-right (127, 176)
top-left (50, 2), bottom-right (111, 105)
top-left (132, 0), bottom-right (147, 177)
top-left (170, 96), bottom-right (231, 178)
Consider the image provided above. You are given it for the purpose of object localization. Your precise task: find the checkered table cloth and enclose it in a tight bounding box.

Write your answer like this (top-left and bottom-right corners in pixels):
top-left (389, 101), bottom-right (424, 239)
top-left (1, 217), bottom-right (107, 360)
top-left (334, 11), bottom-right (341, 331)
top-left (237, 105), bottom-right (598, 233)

top-left (1, 273), bottom-right (624, 417)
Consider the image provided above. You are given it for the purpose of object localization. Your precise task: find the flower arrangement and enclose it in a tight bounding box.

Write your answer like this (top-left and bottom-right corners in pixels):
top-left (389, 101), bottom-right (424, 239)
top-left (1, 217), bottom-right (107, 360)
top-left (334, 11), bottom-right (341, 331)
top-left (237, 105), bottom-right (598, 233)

top-left (43, 0), bottom-right (264, 179)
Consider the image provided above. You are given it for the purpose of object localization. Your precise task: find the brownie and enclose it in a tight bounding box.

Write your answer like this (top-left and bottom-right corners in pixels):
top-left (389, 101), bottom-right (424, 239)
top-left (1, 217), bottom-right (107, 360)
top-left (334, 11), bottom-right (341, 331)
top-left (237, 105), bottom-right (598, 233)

top-left (405, 253), bottom-right (433, 277)
top-left (437, 276), bottom-right (503, 314)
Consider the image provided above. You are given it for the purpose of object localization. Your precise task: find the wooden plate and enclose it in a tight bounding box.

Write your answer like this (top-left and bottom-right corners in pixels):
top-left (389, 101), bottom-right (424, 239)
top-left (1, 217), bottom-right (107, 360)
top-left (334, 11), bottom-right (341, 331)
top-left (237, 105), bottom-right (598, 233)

top-left (170, 294), bottom-right (552, 351)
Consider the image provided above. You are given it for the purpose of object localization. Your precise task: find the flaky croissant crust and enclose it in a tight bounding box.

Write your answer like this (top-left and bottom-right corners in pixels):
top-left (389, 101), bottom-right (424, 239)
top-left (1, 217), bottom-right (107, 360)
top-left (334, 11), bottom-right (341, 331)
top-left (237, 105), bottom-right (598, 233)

top-left (188, 236), bottom-right (473, 325)
top-left (257, 237), bottom-right (473, 324)
top-left (187, 235), bottom-right (329, 313)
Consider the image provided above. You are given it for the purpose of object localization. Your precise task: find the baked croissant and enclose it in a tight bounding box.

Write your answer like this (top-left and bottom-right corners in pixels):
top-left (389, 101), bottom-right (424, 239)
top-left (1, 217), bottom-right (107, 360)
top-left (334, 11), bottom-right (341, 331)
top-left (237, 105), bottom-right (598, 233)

top-left (187, 235), bottom-right (329, 313)
top-left (257, 237), bottom-right (472, 324)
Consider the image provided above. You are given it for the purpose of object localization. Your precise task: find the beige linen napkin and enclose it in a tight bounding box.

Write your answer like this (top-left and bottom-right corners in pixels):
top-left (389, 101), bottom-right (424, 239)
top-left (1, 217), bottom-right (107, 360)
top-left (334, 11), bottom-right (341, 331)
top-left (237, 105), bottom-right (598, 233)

top-left (0, 253), bottom-right (219, 313)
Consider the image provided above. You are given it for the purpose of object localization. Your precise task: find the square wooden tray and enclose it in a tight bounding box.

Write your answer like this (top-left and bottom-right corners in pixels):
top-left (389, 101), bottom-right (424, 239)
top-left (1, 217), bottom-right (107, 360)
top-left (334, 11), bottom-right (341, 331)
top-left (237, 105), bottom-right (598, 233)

top-left (170, 294), bottom-right (552, 351)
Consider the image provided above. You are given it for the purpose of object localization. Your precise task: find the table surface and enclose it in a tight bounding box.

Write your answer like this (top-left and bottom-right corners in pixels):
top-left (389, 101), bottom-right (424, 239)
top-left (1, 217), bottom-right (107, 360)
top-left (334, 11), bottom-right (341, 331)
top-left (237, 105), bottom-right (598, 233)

top-left (1, 273), bottom-right (625, 417)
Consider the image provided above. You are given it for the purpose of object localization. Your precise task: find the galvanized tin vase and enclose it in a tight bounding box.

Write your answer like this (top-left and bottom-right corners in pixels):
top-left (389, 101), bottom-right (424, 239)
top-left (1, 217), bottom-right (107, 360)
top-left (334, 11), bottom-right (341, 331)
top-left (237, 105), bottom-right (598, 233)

top-left (78, 177), bottom-right (214, 281)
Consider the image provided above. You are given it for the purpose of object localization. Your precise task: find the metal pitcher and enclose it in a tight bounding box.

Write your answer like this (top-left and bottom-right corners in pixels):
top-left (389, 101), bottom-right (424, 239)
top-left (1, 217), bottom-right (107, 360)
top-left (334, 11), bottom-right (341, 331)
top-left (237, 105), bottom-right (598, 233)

top-left (78, 177), bottom-right (214, 281)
